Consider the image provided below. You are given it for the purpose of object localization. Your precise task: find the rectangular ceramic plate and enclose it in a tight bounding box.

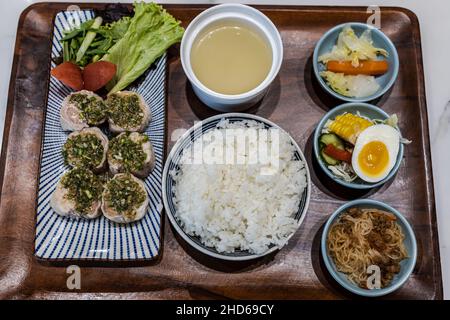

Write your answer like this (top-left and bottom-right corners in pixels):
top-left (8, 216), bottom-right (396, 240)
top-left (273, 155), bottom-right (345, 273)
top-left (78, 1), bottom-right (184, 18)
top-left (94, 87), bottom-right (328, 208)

top-left (34, 10), bottom-right (165, 261)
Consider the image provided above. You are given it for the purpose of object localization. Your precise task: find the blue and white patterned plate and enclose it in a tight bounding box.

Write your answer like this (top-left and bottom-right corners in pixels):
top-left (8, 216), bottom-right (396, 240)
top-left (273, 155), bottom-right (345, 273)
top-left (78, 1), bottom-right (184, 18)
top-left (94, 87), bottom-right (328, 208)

top-left (162, 113), bottom-right (311, 261)
top-left (34, 10), bottom-right (166, 261)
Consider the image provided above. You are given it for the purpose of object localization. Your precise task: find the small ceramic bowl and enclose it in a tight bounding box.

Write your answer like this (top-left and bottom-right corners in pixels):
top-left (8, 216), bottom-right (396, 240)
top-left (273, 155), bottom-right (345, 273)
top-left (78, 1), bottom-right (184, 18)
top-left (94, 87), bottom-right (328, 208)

top-left (321, 199), bottom-right (417, 297)
top-left (180, 4), bottom-right (283, 112)
top-left (313, 22), bottom-right (399, 102)
top-left (313, 102), bottom-right (404, 189)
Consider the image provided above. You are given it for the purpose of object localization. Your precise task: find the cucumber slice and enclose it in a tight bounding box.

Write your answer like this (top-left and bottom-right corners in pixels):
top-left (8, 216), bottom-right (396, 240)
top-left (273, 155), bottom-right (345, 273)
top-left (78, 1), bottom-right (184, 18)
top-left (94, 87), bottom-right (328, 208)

top-left (320, 133), bottom-right (345, 150)
top-left (321, 148), bottom-right (340, 166)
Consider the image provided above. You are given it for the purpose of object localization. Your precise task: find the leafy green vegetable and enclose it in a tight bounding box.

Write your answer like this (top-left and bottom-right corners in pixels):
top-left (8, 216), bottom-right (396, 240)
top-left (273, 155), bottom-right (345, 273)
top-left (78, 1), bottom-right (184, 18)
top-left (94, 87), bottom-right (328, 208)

top-left (60, 15), bottom-right (131, 66)
top-left (102, 2), bottom-right (184, 93)
top-left (76, 17), bottom-right (103, 63)
top-left (99, 16), bottom-right (131, 40)
top-left (61, 19), bottom-right (94, 42)
top-left (59, 2), bottom-right (183, 90)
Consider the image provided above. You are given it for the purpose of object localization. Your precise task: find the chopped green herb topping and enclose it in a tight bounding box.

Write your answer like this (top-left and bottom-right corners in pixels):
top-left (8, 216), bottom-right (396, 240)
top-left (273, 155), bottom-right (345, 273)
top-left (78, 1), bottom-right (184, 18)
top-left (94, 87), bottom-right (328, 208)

top-left (106, 93), bottom-right (144, 129)
top-left (61, 167), bottom-right (103, 215)
top-left (108, 133), bottom-right (148, 172)
top-left (69, 93), bottom-right (106, 125)
top-left (105, 174), bottom-right (146, 219)
top-left (97, 171), bottom-right (111, 185)
top-left (63, 133), bottom-right (105, 169)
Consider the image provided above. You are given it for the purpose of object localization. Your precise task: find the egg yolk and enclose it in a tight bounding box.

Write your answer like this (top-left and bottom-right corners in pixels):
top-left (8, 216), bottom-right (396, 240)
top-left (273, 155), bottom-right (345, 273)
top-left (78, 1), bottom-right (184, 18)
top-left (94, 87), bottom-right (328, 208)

top-left (357, 141), bottom-right (389, 177)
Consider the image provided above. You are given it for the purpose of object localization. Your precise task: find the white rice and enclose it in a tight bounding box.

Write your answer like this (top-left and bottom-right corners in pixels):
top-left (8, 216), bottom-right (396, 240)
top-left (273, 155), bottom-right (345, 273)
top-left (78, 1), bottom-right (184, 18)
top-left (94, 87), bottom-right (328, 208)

top-left (170, 120), bottom-right (307, 254)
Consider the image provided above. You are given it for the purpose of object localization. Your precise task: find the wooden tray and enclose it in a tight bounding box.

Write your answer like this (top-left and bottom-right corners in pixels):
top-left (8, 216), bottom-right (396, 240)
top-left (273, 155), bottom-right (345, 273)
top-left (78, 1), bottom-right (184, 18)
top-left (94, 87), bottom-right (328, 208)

top-left (0, 3), bottom-right (442, 299)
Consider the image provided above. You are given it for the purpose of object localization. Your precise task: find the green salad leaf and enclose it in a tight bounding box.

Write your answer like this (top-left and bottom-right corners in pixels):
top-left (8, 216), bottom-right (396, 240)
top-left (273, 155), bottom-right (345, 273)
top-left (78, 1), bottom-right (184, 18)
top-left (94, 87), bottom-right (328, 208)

top-left (102, 2), bottom-right (184, 93)
top-left (61, 15), bottom-right (131, 66)
top-left (102, 16), bottom-right (132, 40)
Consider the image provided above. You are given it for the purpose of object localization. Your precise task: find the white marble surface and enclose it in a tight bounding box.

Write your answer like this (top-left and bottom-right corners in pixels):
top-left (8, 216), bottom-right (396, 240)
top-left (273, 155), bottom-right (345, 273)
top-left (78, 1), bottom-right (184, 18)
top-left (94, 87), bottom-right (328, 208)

top-left (0, 0), bottom-right (449, 298)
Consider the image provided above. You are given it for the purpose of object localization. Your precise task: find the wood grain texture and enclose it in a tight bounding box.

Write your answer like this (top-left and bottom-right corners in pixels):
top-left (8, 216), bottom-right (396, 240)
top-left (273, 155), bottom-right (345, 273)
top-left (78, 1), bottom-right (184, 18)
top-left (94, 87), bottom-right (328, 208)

top-left (0, 3), bottom-right (442, 299)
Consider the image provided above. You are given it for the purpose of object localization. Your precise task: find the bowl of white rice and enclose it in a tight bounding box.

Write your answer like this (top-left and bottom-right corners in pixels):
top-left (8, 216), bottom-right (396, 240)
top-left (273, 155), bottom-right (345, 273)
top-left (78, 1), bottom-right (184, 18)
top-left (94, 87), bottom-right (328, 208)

top-left (162, 113), bottom-right (311, 261)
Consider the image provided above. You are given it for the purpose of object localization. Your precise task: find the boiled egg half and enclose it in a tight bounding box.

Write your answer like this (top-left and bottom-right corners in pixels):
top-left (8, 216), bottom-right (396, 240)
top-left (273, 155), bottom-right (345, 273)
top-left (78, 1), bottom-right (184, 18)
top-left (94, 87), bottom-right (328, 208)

top-left (351, 124), bottom-right (400, 183)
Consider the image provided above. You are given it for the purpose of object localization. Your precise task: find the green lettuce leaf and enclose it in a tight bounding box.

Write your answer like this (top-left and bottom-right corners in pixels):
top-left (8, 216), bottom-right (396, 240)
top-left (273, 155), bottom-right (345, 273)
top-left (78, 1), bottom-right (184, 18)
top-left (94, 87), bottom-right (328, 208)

top-left (102, 2), bottom-right (184, 93)
top-left (60, 16), bottom-right (131, 66)
top-left (100, 17), bottom-right (131, 41)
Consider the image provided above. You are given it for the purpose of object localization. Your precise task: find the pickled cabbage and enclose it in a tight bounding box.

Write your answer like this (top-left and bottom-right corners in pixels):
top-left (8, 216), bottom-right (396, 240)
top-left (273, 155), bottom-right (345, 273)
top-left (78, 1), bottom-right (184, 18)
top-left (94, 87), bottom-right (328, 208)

top-left (320, 71), bottom-right (380, 98)
top-left (319, 25), bottom-right (388, 67)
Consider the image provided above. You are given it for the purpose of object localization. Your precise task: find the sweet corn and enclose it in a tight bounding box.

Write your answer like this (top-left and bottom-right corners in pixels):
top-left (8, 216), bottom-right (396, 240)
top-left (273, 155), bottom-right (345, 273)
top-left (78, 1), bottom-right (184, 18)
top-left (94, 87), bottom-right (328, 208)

top-left (327, 113), bottom-right (372, 144)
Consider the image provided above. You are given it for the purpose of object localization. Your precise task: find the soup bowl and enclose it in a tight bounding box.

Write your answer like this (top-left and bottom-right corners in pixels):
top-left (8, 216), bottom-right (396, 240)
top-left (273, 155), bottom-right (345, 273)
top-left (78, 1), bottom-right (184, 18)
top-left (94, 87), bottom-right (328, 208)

top-left (180, 3), bottom-right (283, 112)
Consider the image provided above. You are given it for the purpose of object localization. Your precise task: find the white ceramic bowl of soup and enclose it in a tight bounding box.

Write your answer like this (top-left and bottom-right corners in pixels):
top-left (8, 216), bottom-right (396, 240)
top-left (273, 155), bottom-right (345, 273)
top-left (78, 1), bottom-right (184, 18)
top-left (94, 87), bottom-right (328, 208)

top-left (180, 4), bottom-right (283, 112)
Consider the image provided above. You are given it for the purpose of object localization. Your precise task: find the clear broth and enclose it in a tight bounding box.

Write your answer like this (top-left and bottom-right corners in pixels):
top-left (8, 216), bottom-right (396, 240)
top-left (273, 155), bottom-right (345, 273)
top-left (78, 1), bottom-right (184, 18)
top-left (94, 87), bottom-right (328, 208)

top-left (190, 20), bottom-right (273, 95)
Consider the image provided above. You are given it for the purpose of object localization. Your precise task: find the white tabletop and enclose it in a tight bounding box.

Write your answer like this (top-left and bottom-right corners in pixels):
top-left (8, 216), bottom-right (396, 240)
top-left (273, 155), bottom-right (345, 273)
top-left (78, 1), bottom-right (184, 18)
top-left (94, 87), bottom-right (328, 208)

top-left (1, 0), bottom-right (449, 299)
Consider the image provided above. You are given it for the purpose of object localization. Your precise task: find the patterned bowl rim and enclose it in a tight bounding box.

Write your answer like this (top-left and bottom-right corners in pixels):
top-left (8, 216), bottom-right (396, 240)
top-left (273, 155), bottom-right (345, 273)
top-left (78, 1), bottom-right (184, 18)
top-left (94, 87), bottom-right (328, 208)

top-left (162, 113), bottom-right (312, 261)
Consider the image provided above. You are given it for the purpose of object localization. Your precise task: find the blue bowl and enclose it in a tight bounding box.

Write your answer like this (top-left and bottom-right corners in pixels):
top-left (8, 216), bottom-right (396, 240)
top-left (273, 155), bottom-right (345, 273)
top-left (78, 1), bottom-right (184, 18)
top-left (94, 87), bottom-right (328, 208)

top-left (313, 102), bottom-right (404, 189)
top-left (321, 199), bottom-right (417, 297)
top-left (313, 22), bottom-right (399, 102)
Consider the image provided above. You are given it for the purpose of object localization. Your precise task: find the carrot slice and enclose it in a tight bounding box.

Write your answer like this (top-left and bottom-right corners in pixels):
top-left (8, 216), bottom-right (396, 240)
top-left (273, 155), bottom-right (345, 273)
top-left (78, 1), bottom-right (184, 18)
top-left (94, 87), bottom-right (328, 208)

top-left (83, 61), bottom-right (117, 92)
top-left (326, 60), bottom-right (389, 76)
top-left (51, 62), bottom-right (83, 91)
top-left (323, 144), bottom-right (352, 163)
